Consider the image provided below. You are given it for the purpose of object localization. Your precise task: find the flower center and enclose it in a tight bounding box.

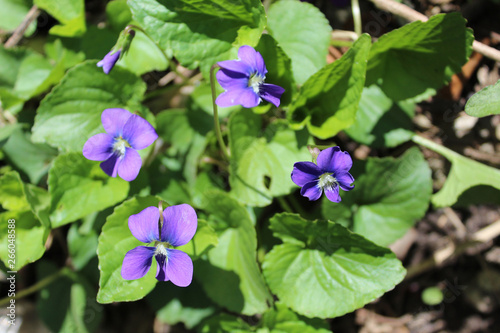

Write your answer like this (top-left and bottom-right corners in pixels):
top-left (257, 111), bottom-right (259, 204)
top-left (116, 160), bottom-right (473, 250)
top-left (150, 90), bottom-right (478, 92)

top-left (248, 72), bottom-right (265, 94)
top-left (318, 173), bottom-right (338, 191)
top-left (112, 136), bottom-right (130, 156)
top-left (154, 242), bottom-right (169, 258)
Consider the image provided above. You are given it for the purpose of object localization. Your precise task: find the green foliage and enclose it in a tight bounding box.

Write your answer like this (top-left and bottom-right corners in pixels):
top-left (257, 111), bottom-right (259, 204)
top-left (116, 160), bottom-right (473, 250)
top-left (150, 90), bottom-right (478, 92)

top-left (261, 302), bottom-right (331, 332)
top-left (0, 0), bottom-right (36, 35)
top-left (229, 109), bottom-right (311, 207)
top-left (366, 13), bottom-right (474, 101)
top-left (263, 213), bottom-right (406, 318)
top-left (34, 0), bottom-right (86, 36)
top-left (345, 85), bottom-right (415, 148)
top-left (32, 61), bottom-right (147, 152)
top-left (323, 147), bottom-right (432, 246)
top-left (97, 196), bottom-right (160, 303)
top-left (37, 262), bottom-right (102, 332)
top-left (0, 171), bottom-right (50, 270)
top-left (288, 34), bottom-right (371, 139)
top-left (197, 191), bottom-right (273, 315)
top-left (48, 153), bottom-right (129, 227)
top-left (267, 0), bottom-right (331, 85)
top-left (465, 79), bottom-right (500, 117)
top-left (128, 0), bottom-right (266, 76)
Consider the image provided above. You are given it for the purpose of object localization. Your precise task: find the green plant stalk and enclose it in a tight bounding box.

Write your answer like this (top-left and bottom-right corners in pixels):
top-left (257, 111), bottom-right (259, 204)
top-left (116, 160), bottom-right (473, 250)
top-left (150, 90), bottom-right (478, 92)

top-left (210, 64), bottom-right (230, 161)
top-left (351, 0), bottom-right (362, 37)
top-left (0, 267), bottom-right (68, 307)
top-left (411, 134), bottom-right (460, 160)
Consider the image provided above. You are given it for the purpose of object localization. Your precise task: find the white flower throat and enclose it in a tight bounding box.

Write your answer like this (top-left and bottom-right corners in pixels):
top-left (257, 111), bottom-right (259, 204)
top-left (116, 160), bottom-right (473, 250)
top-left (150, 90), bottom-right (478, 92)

top-left (318, 173), bottom-right (338, 191)
top-left (112, 136), bottom-right (131, 156)
top-left (248, 73), bottom-right (265, 94)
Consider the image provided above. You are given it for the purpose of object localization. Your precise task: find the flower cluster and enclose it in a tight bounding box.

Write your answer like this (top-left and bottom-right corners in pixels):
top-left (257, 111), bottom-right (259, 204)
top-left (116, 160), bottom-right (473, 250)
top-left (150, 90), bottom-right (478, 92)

top-left (122, 204), bottom-right (197, 287)
top-left (216, 45), bottom-right (285, 108)
top-left (83, 108), bottom-right (157, 181)
top-left (291, 147), bottom-right (355, 202)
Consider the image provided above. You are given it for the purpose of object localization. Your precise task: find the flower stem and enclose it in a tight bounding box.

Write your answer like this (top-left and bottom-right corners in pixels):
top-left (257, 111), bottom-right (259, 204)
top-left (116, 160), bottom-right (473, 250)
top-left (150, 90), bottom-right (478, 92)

top-left (0, 267), bottom-right (67, 307)
top-left (351, 0), bottom-right (362, 37)
top-left (210, 64), bottom-right (230, 161)
top-left (277, 196), bottom-right (294, 213)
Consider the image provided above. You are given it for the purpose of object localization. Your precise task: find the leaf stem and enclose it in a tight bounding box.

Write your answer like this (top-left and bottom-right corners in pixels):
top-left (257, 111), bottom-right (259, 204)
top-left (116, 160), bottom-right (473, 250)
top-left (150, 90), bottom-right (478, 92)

top-left (351, 0), bottom-right (362, 37)
top-left (210, 64), bottom-right (230, 161)
top-left (0, 267), bottom-right (67, 307)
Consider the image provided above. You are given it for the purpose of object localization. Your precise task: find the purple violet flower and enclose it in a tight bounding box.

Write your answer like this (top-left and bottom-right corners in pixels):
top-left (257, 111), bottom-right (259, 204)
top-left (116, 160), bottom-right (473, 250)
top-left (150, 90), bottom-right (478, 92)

top-left (121, 204), bottom-right (197, 287)
top-left (83, 108), bottom-right (158, 181)
top-left (97, 50), bottom-right (121, 74)
top-left (216, 45), bottom-right (285, 108)
top-left (291, 147), bottom-right (355, 202)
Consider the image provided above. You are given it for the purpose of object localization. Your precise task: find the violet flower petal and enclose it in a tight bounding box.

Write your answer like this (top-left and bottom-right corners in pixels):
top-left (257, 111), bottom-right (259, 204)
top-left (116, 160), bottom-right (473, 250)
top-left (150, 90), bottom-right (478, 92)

top-left (215, 89), bottom-right (247, 107)
top-left (82, 133), bottom-right (113, 161)
top-left (291, 161), bottom-right (322, 187)
top-left (238, 45), bottom-right (267, 76)
top-left (218, 59), bottom-right (252, 76)
top-left (161, 204), bottom-right (197, 246)
top-left (216, 69), bottom-right (248, 90)
top-left (122, 114), bottom-right (158, 150)
top-left (118, 148), bottom-right (142, 181)
top-left (165, 249), bottom-right (193, 287)
top-left (100, 153), bottom-right (120, 177)
top-left (300, 181), bottom-right (322, 201)
top-left (121, 246), bottom-right (155, 280)
top-left (325, 185), bottom-right (341, 203)
top-left (238, 88), bottom-right (261, 108)
top-left (336, 171), bottom-right (355, 191)
top-left (97, 50), bottom-right (121, 74)
top-left (128, 206), bottom-right (160, 244)
top-left (317, 146), bottom-right (353, 172)
top-left (260, 83), bottom-right (285, 107)
top-left (101, 108), bottom-right (132, 136)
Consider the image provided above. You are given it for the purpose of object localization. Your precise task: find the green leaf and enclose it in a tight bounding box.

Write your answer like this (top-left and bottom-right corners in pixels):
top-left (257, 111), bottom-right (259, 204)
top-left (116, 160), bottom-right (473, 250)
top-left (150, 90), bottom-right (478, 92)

top-left (48, 153), bottom-right (129, 227)
top-left (0, 210), bottom-right (48, 271)
top-left (128, 0), bottom-right (266, 76)
top-left (2, 127), bottom-right (58, 184)
top-left (197, 191), bottom-right (272, 315)
top-left (34, 0), bottom-right (86, 37)
top-left (267, 0), bottom-right (331, 85)
top-left (229, 109), bottom-right (311, 207)
top-left (366, 13), bottom-right (474, 101)
top-left (262, 213), bottom-right (406, 319)
top-left (0, 0), bottom-right (37, 35)
top-left (255, 35), bottom-right (296, 108)
top-left (0, 46), bottom-right (65, 112)
top-left (37, 262), bottom-right (102, 332)
top-left (199, 313), bottom-right (252, 333)
top-left (0, 171), bottom-right (50, 270)
top-left (288, 34), bottom-right (371, 139)
top-left (465, 79), bottom-right (500, 117)
top-left (147, 280), bottom-right (216, 329)
top-left (262, 302), bottom-right (330, 333)
top-left (118, 30), bottom-right (169, 75)
top-left (322, 147), bottom-right (432, 246)
top-left (32, 61), bottom-right (147, 152)
top-left (97, 196), bottom-right (161, 303)
top-left (106, 0), bottom-right (132, 32)
top-left (67, 224), bottom-right (98, 271)
top-left (345, 85), bottom-right (415, 148)
top-left (177, 219), bottom-right (218, 260)
top-left (0, 170), bottom-right (51, 226)
top-left (412, 135), bottom-right (500, 207)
